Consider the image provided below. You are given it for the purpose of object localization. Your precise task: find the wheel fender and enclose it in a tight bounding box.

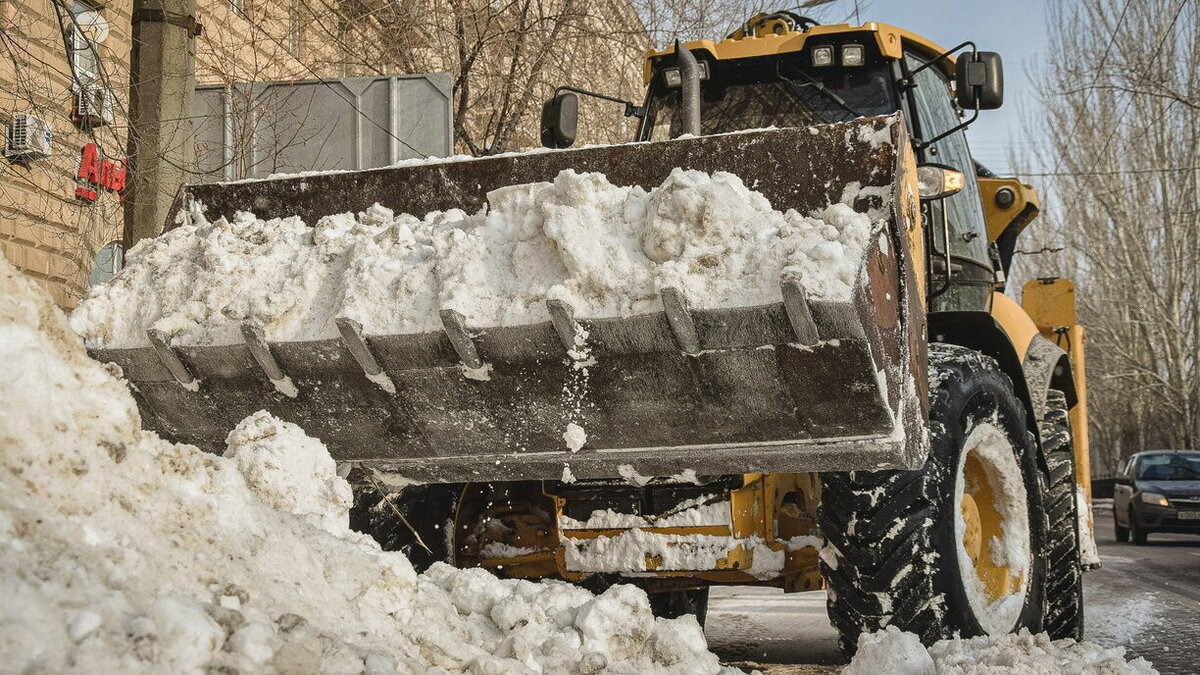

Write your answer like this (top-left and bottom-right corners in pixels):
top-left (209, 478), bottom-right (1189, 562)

top-left (929, 298), bottom-right (1078, 456)
top-left (1021, 335), bottom-right (1077, 426)
top-left (929, 311), bottom-right (1034, 434)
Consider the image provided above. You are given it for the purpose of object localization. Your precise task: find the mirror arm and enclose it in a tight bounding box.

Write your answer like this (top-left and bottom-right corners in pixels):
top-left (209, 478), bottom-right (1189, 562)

top-left (908, 40), bottom-right (975, 77)
top-left (554, 86), bottom-right (646, 119)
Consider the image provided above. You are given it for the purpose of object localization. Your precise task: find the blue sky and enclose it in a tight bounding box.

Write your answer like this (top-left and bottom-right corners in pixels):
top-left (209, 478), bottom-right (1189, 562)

top-left (826, 0), bottom-right (1051, 174)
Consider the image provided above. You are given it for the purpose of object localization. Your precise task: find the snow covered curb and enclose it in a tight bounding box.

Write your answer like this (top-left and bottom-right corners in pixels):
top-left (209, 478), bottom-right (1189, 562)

top-left (844, 626), bottom-right (1158, 674)
top-left (0, 255), bottom-right (741, 674)
top-left (70, 168), bottom-right (874, 349)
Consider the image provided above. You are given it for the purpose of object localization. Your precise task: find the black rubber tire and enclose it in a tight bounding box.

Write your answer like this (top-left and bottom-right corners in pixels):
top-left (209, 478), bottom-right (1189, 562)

top-left (648, 588), bottom-right (710, 626)
top-left (1130, 508), bottom-right (1148, 545)
top-left (1113, 507), bottom-right (1129, 543)
top-left (819, 343), bottom-right (1046, 653)
top-left (1041, 389), bottom-right (1085, 641)
top-left (350, 482), bottom-right (460, 571)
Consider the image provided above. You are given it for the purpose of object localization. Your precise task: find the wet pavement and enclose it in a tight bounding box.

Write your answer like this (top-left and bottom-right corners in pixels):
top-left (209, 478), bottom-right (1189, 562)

top-left (1084, 503), bottom-right (1200, 674)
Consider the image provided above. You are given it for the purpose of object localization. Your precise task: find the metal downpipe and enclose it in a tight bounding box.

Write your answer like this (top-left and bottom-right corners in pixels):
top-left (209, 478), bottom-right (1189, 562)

top-left (675, 39), bottom-right (701, 137)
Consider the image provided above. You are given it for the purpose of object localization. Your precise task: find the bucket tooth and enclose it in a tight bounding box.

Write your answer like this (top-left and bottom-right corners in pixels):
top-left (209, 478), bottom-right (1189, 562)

top-left (241, 324), bottom-right (298, 398)
top-left (661, 288), bottom-right (700, 354)
top-left (546, 299), bottom-right (579, 351)
top-left (781, 280), bottom-right (819, 346)
top-left (146, 329), bottom-right (198, 389)
top-left (335, 317), bottom-right (396, 394)
top-left (439, 309), bottom-right (484, 370)
top-left (813, 301), bottom-right (866, 341)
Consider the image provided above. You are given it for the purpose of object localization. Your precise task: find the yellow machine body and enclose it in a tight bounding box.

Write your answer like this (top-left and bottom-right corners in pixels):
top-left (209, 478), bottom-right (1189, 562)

top-left (643, 19), bottom-right (956, 83)
top-left (474, 473), bottom-right (828, 593)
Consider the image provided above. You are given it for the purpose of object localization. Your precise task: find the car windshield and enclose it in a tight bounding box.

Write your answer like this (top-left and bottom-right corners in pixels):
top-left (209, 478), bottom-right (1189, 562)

top-left (646, 56), bottom-right (897, 140)
top-left (1137, 454), bottom-right (1200, 481)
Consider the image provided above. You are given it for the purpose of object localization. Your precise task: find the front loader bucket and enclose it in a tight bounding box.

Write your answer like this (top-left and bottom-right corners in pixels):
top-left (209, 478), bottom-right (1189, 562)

top-left (95, 116), bottom-right (927, 482)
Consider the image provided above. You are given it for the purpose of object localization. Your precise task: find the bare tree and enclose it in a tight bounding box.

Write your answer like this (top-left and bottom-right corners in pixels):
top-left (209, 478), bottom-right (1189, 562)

top-left (283, 0), bottom-right (650, 155)
top-left (1014, 0), bottom-right (1199, 474)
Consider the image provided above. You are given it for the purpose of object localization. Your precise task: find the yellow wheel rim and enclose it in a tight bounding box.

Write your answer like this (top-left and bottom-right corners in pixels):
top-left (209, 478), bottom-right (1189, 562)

top-left (961, 452), bottom-right (1022, 602)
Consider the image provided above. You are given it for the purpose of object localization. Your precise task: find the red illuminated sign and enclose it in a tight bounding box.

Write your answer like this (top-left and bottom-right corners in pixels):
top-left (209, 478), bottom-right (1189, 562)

top-left (76, 143), bottom-right (126, 202)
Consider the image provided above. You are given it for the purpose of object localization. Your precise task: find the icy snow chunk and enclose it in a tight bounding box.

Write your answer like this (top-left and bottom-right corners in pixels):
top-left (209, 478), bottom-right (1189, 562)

top-left (131, 598), bottom-right (225, 672)
top-left (574, 585), bottom-right (655, 660)
top-left (843, 625), bottom-right (934, 675)
top-left (618, 464), bottom-right (652, 487)
top-left (563, 423), bottom-right (588, 452)
top-left (223, 410), bottom-right (354, 535)
top-left (844, 628), bottom-right (1158, 674)
top-left (67, 610), bottom-right (102, 642)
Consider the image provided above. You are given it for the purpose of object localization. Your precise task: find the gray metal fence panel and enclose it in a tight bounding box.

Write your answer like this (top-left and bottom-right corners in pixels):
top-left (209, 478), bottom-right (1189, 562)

top-left (193, 73), bottom-right (452, 182)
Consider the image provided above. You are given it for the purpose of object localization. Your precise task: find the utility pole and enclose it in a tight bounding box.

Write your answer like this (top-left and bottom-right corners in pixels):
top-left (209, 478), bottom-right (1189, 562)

top-left (125, 0), bottom-right (201, 247)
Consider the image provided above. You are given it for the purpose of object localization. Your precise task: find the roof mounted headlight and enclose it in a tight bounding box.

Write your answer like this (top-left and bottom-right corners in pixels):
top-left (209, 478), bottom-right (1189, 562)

top-left (662, 61), bottom-right (710, 88)
top-left (811, 45), bottom-right (834, 67)
top-left (842, 43), bottom-right (865, 66)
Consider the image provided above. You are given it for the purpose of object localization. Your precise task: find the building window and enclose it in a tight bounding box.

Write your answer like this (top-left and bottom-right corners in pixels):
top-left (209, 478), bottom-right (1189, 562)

top-left (69, 1), bottom-right (103, 88)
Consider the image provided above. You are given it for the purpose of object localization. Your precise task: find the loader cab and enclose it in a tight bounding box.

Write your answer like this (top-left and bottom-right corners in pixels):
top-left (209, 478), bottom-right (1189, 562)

top-left (636, 28), bottom-right (1001, 314)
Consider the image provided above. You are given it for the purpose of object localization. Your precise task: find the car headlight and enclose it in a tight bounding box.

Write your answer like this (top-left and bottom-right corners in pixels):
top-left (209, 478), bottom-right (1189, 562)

top-left (1140, 492), bottom-right (1170, 507)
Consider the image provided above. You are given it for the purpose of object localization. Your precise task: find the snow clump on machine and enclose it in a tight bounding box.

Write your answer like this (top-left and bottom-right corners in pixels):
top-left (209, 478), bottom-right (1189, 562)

top-left (0, 255), bottom-right (739, 674)
top-left (70, 168), bottom-right (873, 348)
top-left (843, 626), bottom-right (1158, 675)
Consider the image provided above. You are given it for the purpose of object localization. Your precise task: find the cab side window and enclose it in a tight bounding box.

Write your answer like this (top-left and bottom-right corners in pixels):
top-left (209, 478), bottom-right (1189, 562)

top-left (903, 54), bottom-right (990, 268)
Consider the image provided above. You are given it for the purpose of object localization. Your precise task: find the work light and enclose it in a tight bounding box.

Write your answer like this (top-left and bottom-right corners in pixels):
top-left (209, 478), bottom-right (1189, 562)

top-left (811, 45), bottom-right (834, 67)
top-left (842, 44), bottom-right (865, 66)
top-left (662, 61), bottom-right (710, 87)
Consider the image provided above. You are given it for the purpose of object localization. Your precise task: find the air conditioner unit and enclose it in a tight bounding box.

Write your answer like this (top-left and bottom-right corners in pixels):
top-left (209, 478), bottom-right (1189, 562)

top-left (4, 113), bottom-right (54, 160)
top-left (75, 85), bottom-right (115, 126)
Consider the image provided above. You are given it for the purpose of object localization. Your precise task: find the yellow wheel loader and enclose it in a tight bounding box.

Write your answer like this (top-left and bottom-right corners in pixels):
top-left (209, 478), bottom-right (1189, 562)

top-left (94, 12), bottom-right (1095, 651)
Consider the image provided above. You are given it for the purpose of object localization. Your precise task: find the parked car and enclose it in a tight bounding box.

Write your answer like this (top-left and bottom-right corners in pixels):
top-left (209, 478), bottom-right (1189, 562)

top-left (1113, 450), bottom-right (1200, 544)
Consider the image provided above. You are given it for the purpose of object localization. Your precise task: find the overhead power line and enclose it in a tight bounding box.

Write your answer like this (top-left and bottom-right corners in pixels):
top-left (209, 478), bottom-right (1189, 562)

top-left (1021, 166), bottom-right (1199, 177)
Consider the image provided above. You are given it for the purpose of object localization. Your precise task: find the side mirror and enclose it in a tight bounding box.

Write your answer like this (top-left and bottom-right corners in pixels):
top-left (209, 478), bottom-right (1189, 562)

top-left (917, 163), bottom-right (965, 201)
top-left (540, 92), bottom-right (578, 149)
top-left (956, 51), bottom-right (1003, 110)
top-left (1114, 476), bottom-right (1133, 486)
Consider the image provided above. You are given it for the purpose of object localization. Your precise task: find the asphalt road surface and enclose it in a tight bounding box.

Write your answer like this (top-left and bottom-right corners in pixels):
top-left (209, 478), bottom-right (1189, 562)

top-left (1083, 502), bottom-right (1200, 674)
top-left (704, 502), bottom-right (1200, 674)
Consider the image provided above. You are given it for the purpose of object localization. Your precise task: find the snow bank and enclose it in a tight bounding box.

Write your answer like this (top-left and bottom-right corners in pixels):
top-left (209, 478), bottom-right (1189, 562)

top-left (71, 168), bottom-right (874, 348)
top-left (0, 255), bottom-right (739, 674)
top-left (844, 627), bottom-right (1158, 674)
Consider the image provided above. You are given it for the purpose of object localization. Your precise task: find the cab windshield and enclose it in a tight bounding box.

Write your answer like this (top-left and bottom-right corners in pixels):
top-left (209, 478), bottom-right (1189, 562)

top-left (645, 54), bottom-right (897, 141)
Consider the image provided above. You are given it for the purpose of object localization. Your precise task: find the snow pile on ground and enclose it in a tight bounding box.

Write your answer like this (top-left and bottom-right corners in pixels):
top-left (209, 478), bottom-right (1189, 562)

top-left (843, 626), bottom-right (1158, 674)
top-left (0, 255), bottom-right (739, 674)
top-left (70, 168), bottom-right (875, 348)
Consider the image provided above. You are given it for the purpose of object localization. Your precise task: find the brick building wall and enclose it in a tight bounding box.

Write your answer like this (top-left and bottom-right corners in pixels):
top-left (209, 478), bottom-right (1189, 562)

top-left (2, 0), bottom-right (646, 308)
top-left (0, 0), bottom-right (323, 308)
top-left (1, 0), bottom-right (131, 308)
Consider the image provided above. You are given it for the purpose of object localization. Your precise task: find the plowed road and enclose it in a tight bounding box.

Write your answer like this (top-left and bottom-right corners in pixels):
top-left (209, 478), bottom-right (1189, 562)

top-left (705, 503), bottom-right (1200, 674)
